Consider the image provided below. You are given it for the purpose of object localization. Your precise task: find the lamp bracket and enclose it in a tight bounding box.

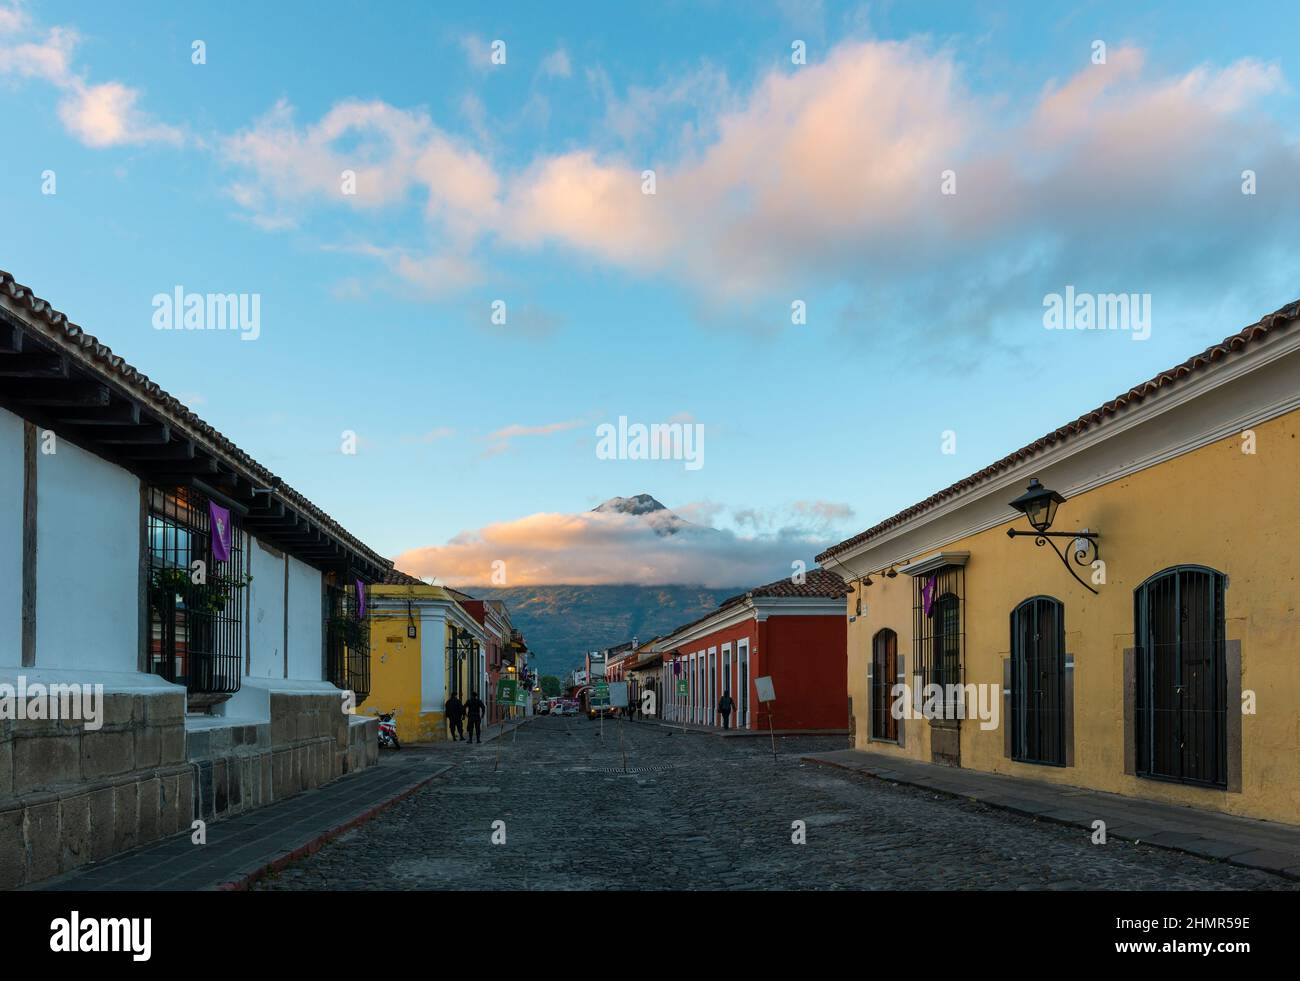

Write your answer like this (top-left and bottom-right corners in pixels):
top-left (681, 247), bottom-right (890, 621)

top-left (1006, 528), bottom-right (1101, 594)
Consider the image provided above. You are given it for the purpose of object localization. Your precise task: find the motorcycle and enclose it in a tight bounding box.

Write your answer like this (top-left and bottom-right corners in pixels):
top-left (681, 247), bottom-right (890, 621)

top-left (376, 709), bottom-right (400, 750)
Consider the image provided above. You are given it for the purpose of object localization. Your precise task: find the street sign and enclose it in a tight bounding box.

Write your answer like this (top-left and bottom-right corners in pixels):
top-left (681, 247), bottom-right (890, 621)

top-left (676, 679), bottom-right (688, 696)
top-left (755, 675), bottom-right (776, 703)
top-left (496, 678), bottom-right (517, 704)
top-left (514, 686), bottom-right (528, 707)
top-left (591, 680), bottom-right (610, 707)
top-left (609, 681), bottom-right (629, 708)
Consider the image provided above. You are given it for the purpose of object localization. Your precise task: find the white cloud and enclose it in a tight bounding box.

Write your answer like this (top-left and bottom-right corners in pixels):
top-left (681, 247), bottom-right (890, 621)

top-left (0, 11), bottom-right (179, 147)
top-left (394, 504), bottom-right (833, 587)
top-left (540, 47), bottom-right (571, 78)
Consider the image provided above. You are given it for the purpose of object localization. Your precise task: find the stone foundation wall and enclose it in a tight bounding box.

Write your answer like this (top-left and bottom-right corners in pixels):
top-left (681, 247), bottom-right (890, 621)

top-left (0, 689), bottom-right (189, 889)
top-left (188, 693), bottom-right (379, 823)
top-left (0, 689), bottom-right (382, 889)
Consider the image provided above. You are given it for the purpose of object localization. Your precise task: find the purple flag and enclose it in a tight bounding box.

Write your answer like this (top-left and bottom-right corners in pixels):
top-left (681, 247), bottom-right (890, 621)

top-left (922, 573), bottom-right (938, 618)
top-left (673, 656), bottom-right (681, 675)
top-left (355, 580), bottom-right (366, 619)
top-left (209, 501), bottom-right (232, 563)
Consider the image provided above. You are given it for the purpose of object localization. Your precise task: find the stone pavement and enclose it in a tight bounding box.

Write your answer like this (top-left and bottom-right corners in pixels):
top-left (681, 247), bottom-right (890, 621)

top-left (30, 751), bottom-right (453, 891)
top-left (253, 715), bottom-right (1299, 891)
top-left (804, 748), bottom-right (1300, 880)
top-left (28, 716), bottom-right (532, 891)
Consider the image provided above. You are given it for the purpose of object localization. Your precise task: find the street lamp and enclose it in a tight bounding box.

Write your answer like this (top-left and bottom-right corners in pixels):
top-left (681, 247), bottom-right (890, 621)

top-left (1006, 478), bottom-right (1101, 594)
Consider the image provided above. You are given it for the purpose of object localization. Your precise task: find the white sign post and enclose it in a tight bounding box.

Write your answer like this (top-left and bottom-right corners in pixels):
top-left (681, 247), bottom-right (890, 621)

top-left (755, 675), bottom-right (777, 762)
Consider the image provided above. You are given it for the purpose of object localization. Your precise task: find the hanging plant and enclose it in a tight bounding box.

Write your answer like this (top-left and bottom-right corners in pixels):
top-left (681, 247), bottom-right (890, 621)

top-left (328, 615), bottom-right (369, 650)
top-left (149, 567), bottom-right (253, 616)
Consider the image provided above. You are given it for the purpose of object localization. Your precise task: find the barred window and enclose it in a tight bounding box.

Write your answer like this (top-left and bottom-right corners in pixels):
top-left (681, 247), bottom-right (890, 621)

top-left (912, 565), bottom-right (964, 704)
top-left (1134, 566), bottom-right (1226, 788)
top-left (147, 486), bottom-right (244, 694)
top-left (325, 582), bottom-right (371, 703)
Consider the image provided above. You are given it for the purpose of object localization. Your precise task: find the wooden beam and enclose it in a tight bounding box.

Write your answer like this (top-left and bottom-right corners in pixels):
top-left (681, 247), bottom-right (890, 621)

top-left (47, 400), bottom-right (140, 425)
top-left (73, 423), bottom-right (170, 444)
top-left (3, 379), bottom-right (109, 406)
top-left (0, 321), bottom-right (21, 354)
top-left (0, 352), bottom-right (67, 377)
top-left (121, 440), bottom-right (196, 461)
top-left (136, 458), bottom-right (219, 477)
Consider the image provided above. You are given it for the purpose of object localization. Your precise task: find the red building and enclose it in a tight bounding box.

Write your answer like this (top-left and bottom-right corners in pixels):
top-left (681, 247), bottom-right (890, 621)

top-left (653, 570), bottom-right (849, 731)
top-left (456, 595), bottom-right (518, 723)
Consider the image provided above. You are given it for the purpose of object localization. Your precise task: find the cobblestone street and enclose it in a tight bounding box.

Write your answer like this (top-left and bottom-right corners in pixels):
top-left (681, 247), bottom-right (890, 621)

top-left (254, 717), bottom-right (1299, 891)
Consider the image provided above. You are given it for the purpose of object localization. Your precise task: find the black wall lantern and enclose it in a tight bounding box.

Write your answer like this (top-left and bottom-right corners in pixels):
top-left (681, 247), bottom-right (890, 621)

top-left (1006, 478), bottom-right (1101, 594)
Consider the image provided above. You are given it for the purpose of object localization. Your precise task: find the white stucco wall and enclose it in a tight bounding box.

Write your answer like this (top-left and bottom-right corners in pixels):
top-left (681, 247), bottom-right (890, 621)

top-left (0, 408), bottom-right (24, 667)
top-left (420, 609), bottom-right (447, 714)
top-left (247, 536), bottom-right (286, 680)
top-left (285, 555), bottom-right (323, 681)
top-left (36, 434), bottom-right (140, 671)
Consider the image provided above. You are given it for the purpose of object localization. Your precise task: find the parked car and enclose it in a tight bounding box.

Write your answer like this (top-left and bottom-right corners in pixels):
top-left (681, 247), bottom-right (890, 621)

top-left (537, 699), bottom-right (550, 715)
top-left (561, 699), bottom-right (579, 716)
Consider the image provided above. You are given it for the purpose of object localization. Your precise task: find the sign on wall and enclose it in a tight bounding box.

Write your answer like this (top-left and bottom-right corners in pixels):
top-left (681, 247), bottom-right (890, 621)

top-left (496, 678), bottom-right (517, 704)
top-left (755, 675), bottom-right (776, 703)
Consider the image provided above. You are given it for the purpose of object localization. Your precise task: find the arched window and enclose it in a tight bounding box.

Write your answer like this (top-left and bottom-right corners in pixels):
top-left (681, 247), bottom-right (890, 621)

top-left (1010, 596), bottom-right (1065, 765)
top-left (871, 629), bottom-right (898, 741)
top-left (1134, 566), bottom-right (1227, 787)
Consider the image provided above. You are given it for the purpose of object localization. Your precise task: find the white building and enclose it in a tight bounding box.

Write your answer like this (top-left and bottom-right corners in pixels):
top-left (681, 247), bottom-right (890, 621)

top-left (0, 270), bottom-right (392, 888)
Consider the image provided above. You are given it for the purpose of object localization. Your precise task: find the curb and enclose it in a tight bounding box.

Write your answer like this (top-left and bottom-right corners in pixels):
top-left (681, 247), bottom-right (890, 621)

top-left (214, 763), bottom-right (455, 891)
top-left (802, 755), bottom-right (1300, 882)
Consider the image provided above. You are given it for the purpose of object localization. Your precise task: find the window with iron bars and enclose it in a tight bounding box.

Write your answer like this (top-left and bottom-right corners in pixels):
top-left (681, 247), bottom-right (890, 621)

top-left (324, 582), bottom-right (371, 704)
top-left (147, 486), bottom-right (245, 694)
top-left (912, 565), bottom-right (964, 717)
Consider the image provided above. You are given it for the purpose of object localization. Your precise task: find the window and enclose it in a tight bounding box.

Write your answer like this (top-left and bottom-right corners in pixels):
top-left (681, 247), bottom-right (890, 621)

top-left (871, 629), bottom-right (899, 741)
top-left (325, 581), bottom-right (371, 702)
top-left (1010, 597), bottom-right (1065, 765)
top-left (1134, 566), bottom-right (1227, 788)
top-left (913, 565), bottom-right (964, 717)
top-left (147, 486), bottom-right (244, 694)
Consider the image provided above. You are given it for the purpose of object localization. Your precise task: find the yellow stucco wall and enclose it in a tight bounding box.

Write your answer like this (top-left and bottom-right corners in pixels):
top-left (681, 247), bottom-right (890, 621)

top-left (846, 408), bottom-right (1300, 824)
top-left (366, 585), bottom-right (452, 743)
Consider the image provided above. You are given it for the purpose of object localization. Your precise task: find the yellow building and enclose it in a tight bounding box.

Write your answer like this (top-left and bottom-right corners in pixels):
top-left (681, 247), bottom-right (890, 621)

top-left (819, 302), bottom-right (1300, 824)
top-left (365, 572), bottom-right (488, 743)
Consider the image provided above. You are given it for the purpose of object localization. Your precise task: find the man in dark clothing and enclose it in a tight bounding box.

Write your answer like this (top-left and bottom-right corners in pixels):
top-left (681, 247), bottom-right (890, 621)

top-left (446, 693), bottom-right (464, 741)
top-left (465, 691), bottom-right (486, 743)
top-left (718, 692), bottom-right (735, 729)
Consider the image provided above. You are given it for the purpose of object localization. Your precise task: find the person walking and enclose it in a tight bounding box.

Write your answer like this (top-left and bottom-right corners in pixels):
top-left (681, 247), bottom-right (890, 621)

top-left (465, 690), bottom-right (486, 743)
top-left (718, 691), bottom-right (735, 730)
top-left (446, 692), bottom-right (464, 741)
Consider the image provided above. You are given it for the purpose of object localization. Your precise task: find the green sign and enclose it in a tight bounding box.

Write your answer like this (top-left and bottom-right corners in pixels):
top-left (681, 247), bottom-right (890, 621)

top-left (514, 686), bottom-right (528, 707)
top-left (676, 679), bottom-right (688, 696)
top-left (496, 678), bottom-right (517, 704)
top-left (591, 680), bottom-right (610, 707)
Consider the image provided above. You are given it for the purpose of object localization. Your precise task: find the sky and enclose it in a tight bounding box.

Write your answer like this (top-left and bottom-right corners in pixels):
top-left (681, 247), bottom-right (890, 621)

top-left (2, 0), bottom-right (1298, 587)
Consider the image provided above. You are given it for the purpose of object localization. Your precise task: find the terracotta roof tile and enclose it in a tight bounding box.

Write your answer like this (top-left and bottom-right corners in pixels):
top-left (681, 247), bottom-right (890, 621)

top-left (817, 300), bottom-right (1300, 564)
top-left (659, 569), bottom-right (848, 648)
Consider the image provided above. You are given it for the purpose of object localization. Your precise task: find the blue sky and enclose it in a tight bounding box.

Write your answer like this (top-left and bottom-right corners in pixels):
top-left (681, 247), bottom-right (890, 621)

top-left (2, 0), bottom-right (1297, 586)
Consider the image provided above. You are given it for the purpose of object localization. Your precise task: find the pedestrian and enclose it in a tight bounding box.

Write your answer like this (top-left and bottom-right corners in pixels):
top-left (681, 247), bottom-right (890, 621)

top-left (718, 691), bottom-right (734, 729)
top-left (465, 690), bottom-right (486, 743)
top-left (446, 692), bottom-right (464, 741)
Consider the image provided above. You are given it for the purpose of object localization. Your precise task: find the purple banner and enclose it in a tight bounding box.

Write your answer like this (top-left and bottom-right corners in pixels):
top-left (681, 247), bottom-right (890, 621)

top-left (209, 501), bottom-right (232, 563)
top-left (355, 579), bottom-right (367, 619)
top-left (922, 573), bottom-right (938, 618)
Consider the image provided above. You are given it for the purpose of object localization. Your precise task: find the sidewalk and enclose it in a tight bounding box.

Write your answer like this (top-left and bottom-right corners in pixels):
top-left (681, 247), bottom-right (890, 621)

top-left (30, 753), bottom-right (454, 892)
top-left (804, 749), bottom-right (1300, 880)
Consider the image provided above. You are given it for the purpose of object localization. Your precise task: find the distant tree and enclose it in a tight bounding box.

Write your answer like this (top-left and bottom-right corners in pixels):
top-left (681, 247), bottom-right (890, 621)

top-left (540, 675), bottom-right (562, 697)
